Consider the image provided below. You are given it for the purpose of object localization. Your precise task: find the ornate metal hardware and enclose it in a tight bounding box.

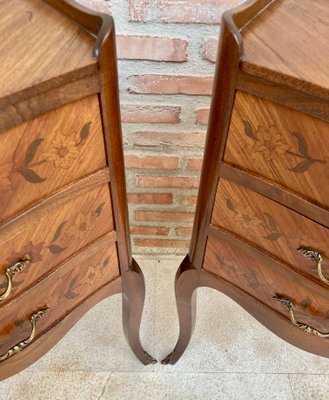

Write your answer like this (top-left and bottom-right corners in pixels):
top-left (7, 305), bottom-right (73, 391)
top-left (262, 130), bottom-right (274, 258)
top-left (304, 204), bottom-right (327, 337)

top-left (298, 247), bottom-right (329, 286)
top-left (274, 294), bottom-right (329, 338)
top-left (0, 256), bottom-right (31, 301)
top-left (0, 307), bottom-right (49, 362)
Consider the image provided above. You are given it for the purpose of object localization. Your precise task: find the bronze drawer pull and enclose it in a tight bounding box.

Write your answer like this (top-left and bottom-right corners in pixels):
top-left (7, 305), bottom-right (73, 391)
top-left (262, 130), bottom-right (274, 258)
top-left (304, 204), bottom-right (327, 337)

top-left (274, 295), bottom-right (329, 338)
top-left (0, 307), bottom-right (49, 362)
top-left (0, 257), bottom-right (31, 301)
top-left (298, 247), bottom-right (329, 286)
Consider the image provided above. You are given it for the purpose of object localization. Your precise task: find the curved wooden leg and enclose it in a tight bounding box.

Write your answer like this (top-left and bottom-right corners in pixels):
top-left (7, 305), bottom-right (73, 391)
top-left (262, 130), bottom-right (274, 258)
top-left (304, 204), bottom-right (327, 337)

top-left (162, 255), bottom-right (200, 365)
top-left (122, 258), bottom-right (157, 365)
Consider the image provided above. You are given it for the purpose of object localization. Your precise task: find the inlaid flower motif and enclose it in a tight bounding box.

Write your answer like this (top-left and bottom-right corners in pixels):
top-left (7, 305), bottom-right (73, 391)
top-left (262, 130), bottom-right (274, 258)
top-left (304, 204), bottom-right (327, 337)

top-left (8, 241), bottom-right (45, 264)
top-left (65, 212), bottom-right (93, 240)
top-left (0, 162), bottom-right (14, 192)
top-left (231, 204), bottom-right (264, 231)
top-left (45, 131), bottom-right (79, 169)
top-left (252, 125), bottom-right (287, 161)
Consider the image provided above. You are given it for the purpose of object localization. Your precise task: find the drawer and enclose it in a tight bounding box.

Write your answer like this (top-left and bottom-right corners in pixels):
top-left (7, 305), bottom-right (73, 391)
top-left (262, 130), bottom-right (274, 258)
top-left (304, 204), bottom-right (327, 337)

top-left (204, 229), bottom-right (329, 334)
top-left (0, 184), bottom-right (113, 304)
top-left (211, 179), bottom-right (329, 286)
top-left (0, 95), bottom-right (107, 222)
top-left (224, 91), bottom-right (329, 209)
top-left (0, 234), bottom-right (119, 361)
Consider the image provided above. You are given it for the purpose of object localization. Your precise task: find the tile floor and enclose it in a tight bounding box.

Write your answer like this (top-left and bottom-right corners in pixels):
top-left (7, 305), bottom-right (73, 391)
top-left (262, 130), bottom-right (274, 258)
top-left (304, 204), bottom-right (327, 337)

top-left (2, 256), bottom-right (329, 399)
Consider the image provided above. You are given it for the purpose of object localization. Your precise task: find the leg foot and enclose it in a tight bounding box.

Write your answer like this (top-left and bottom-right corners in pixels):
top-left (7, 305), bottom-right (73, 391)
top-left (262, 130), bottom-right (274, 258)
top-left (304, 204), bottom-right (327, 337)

top-left (122, 258), bottom-right (157, 365)
top-left (161, 255), bottom-right (200, 365)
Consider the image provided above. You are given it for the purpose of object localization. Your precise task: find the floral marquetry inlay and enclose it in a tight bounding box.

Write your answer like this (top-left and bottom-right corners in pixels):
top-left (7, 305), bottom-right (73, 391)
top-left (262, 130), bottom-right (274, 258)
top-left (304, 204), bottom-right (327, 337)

top-left (224, 91), bottom-right (329, 208)
top-left (0, 95), bottom-right (107, 222)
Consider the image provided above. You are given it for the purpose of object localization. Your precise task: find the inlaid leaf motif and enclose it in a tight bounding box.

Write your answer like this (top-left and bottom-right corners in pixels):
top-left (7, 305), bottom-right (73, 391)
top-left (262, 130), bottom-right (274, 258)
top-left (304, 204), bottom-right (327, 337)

top-left (264, 232), bottom-right (283, 241)
top-left (51, 221), bottom-right (68, 243)
top-left (292, 132), bottom-right (309, 157)
top-left (244, 121), bottom-right (258, 141)
top-left (47, 244), bottom-right (66, 254)
top-left (289, 159), bottom-right (316, 173)
top-left (24, 138), bottom-right (44, 166)
top-left (263, 212), bottom-right (278, 231)
top-left (95, 202), bottom-right (106, 217)
top-left (79, 122), bottom-right (91, 144)
top-left (64, 276), bottom-right (80, 299)
top-left (101, 256), bottom-right (111, 269)
top-left (225, 198), bottom-right (235, 212)
top-left (248, 271), bottom-right (260, 289)
top-left (19, 168), bottom-right (46, 183)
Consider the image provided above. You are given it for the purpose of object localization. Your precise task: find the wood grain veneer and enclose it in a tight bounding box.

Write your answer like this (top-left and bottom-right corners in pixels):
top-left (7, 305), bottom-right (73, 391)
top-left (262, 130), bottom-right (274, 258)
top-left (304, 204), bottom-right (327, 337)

top-left (0, 0), bottom-right (155, 379)
top-left (165, 0), bottom-right (329, 365)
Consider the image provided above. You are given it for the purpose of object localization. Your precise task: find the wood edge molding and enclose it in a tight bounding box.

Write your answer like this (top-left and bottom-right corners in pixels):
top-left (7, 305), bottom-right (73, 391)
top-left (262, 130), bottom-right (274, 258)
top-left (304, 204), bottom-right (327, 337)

top-left (196, 266), bottom-right (329, 359)
top-left (0, 168), bottom-right (111, 241)
top-left (189, 0), bottom-right (272, 269)
top-left (219, 163), bottom-right (329, 229)
top-left (208, 225), bottom-right (329, 289)
top-left (0, 275), bottom-right (122, 381)
top-left (0, 231), bottom-right (117, 311)
top-left (237, 71), bottom-right (329, 122)
top-left (0, 73), bottom-right (100, 135)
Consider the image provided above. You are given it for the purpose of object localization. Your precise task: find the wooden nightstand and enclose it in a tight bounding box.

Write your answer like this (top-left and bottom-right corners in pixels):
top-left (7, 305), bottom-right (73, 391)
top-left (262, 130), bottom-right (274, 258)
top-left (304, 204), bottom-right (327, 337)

top-left (163, 0), bottom-right (329, 364)
top-left (0, 0), bottom-right (155, 380)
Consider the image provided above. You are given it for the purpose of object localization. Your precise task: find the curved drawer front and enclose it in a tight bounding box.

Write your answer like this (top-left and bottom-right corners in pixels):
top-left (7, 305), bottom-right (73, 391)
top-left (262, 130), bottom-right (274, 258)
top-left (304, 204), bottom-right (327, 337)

top-left (211, 179), bottom-right (329, 285)
top-left (0, 234), bottom-right (119, 360)
top-left (204, 230), bottom-right (329, 334)
top-left (224, 91), bottom-right (329, 209)
top-left (0, 95), bottom-right (107, 222)
top-left (0, 184), bottom-right (113, 304)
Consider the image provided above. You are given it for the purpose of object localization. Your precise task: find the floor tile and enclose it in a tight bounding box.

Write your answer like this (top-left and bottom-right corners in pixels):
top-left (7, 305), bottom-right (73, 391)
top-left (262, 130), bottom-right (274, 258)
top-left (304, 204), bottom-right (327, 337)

top-left (154, 259), bottom-right (329, 374)
top-left (6, 371), bottom-right (109, 400)
top-left (26, 259), bottom-right (157, 372)
top-left (0, 379), bottom-right (11, 400)
top-left (289, 374), bottom-right (329, 400)
top-left (101, 372), bottom-right (293, 400)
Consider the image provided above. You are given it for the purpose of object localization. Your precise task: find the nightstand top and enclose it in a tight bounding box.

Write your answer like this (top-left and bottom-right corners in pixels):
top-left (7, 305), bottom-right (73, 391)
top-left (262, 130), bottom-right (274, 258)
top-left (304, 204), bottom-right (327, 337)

top-left (0, 0), bottom-right (96, 102)
top-left (240, 0), bottom-right (329, 99)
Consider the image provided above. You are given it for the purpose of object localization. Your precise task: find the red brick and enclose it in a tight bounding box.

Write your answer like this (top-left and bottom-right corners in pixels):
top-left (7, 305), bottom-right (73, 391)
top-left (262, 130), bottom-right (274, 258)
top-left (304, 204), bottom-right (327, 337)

top-left (135, 211), bottom-right (195, 222)
top-left (128, 75), bottom-right (213, 95)
top-left (175, 227), bottom-right (193, 236)
top-left (137, 176), bottom-right (200, 189)
top-left (125, 155), bottom-right (179, 169)
top-left (129, 0), bottom-right (242, 24)
top-left (133, 131), bottom-right (206, 148)
top-left (185, 195), bottom-right (198, 205)
top-left (187, 158), bottom-right (203, 170)
top-left (130, 226), bottom-right (170, 236)
top-left (203, 38), bottom-right (218, 62)
top-left (196, 108), bottom-right (210, 125)
top-left (117, 35), bottom-right (188, 62)
top-left (122, 105), bottom-right (181, 123)
top-left (134, 238), bottom-right (190, 248)
top-left (128, 192), bottom-right (173, 204)
top-left (77, 0), bottom-right (110, 13)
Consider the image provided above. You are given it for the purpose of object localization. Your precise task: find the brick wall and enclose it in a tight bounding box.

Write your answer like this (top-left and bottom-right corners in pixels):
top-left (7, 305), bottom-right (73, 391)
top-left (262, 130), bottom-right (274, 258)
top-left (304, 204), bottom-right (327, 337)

top-left (77, 0), bottom-right (242, 255)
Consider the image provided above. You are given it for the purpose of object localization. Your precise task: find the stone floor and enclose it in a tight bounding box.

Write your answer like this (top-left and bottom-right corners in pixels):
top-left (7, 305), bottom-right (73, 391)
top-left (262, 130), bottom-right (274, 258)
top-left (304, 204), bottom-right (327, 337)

top-left (2, 256), bottom-right (329, 399)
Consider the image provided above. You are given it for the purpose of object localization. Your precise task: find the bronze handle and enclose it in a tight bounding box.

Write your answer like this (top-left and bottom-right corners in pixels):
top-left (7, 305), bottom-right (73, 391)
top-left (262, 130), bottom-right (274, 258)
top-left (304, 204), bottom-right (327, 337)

top-left (274, 295), bottom-right (329, 338)
top-left (0, 307), bottom-right (49, 362)
top-left (0, 257), bottom-right (31, 301)
top-left (298, 247), bottom-right (329, 286)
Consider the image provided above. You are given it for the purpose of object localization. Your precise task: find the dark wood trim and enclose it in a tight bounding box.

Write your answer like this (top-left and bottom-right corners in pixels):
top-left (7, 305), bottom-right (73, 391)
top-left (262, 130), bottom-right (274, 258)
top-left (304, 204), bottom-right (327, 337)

top-left (44, 0), bottom-right (155, 365)
top-left (237, 71), bottom-right (329, 122)
top-left (0, 168), bottom-right (110, 241)
top-left (0, 274), bottom-right (122, 381)
top-left (189, 0), bottom-right (273, 270)
top-left (0, 74), bottom-right (100, 134)
top-left (219, 163), bottom-right (329, 229)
